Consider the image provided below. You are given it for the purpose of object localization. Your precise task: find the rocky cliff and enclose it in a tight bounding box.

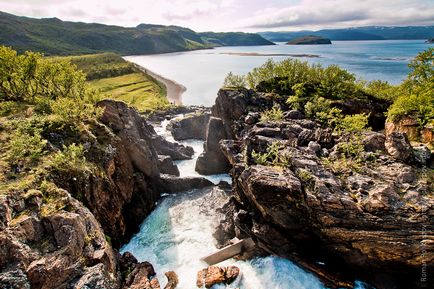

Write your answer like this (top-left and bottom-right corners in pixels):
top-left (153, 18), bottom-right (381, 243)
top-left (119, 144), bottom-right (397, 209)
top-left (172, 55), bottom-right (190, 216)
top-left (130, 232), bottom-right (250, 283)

top-left (0, 100), bottom-right (206, 288)
top-left (207, 88), bottom-right (434, 289)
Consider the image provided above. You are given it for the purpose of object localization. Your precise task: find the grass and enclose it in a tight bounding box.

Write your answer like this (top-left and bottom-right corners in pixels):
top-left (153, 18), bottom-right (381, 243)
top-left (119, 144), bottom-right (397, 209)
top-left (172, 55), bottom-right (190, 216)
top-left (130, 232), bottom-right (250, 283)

top-left (53, 53), bottom-right (170, 112)
top-left (88, 72), bottom-right (169, 112)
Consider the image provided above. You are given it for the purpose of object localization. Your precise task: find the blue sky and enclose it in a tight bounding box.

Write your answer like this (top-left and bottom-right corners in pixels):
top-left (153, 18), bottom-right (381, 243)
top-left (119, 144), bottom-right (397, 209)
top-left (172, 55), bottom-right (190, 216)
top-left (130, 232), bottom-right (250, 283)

top-left (1, 0), bottom-right (433, 31)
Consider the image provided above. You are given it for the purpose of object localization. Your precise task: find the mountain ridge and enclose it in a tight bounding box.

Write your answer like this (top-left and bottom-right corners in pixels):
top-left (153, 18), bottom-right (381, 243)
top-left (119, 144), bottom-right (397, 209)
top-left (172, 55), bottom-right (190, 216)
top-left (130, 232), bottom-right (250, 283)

top-left (259, 25), bottom-right (434, 41)
top-left (0, 11), bottom-right (273, 55)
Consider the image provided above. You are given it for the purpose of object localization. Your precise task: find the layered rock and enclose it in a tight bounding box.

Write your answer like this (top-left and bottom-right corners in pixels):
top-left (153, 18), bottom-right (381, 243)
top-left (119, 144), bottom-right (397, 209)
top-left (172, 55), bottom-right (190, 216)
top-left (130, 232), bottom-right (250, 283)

top-left (167, 111), bottom-right (210, 140)
top-left (210, 88), bottom-right (433, 289)
top-left (386, 116), bottom-right (434, 144)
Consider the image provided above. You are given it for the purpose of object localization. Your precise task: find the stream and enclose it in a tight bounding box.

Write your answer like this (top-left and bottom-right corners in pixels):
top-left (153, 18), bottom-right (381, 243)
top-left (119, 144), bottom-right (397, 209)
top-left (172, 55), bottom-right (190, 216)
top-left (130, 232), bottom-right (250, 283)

top-left (120, 117), bottom-right (368, 289)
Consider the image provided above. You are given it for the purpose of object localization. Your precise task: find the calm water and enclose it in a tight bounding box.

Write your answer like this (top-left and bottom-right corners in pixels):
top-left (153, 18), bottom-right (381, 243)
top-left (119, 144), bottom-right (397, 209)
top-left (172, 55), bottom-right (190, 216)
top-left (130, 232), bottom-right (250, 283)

top-left (126, 40), bottom-right (432, 106)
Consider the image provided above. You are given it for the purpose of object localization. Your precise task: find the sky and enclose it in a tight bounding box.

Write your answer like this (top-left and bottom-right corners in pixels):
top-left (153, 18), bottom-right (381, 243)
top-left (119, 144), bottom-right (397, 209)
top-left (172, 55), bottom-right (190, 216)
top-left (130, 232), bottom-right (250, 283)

top-left (1, 0), bottom-right (434, 32)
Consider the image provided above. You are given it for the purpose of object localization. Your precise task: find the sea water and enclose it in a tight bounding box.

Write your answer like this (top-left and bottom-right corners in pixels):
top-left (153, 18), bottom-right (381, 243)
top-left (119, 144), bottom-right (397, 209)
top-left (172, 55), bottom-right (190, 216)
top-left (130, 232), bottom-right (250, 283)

top-left (126, 40), bottom-right (432, 106)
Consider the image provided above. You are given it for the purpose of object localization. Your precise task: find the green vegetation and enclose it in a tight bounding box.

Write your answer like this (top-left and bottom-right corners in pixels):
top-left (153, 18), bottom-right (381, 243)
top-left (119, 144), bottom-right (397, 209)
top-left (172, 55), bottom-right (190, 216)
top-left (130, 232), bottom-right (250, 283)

top-left (0, 11), bottom-right (273, 56)
top-left (53, 52), bottom-right (169, 112)
top-left (252, 142), bottom-right (291, 167)
top-left (387, 48), bottom-right (434, 127)
top-left (0, 46), bottom-right (104, 205)
top-left (260, 106), bottom-right (284, 122)
top-left (53, 53), bottom-right (138, 80)
top-left (88, 73), bottom-right (168, 112)
top-left (223, 72), bottom-right (247, 88)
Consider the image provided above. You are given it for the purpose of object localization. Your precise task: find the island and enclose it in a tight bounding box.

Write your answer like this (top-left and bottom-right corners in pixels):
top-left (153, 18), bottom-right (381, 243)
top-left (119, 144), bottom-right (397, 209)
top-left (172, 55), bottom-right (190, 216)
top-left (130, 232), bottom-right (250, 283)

top-left (426, 38), bottom-right (434, 43)
top-left (286, 35), bottom-right (332, 45)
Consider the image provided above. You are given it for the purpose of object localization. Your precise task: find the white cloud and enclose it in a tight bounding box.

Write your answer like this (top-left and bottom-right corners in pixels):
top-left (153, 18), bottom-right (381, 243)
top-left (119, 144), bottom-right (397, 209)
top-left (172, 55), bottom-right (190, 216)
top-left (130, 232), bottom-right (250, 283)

top-left (244, 0), bottom-right (434, 30)
top-left (0, 0), bottom-right (433, 31)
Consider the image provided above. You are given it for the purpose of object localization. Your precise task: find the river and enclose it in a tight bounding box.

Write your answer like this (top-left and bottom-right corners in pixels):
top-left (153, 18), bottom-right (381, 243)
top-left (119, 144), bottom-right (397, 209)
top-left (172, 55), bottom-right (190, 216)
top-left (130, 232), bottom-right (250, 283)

top-left (120, 118), bottom-right (369, 289)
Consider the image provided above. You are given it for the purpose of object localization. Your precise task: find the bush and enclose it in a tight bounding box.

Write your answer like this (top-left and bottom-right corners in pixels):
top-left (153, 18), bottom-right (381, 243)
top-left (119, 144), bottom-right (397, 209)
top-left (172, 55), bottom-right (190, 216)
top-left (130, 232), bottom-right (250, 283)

top-left (223, 72), bottom-right (246, 88)
top-left (337, 113), bottom-right (370, 133)
top-left (387, 93), bottom-right (434, 126)
top-left (8, 131), bottom-right (47, 165)
top-left (260, 105), bottom-right (284, 122)
top-left (304, 97), bottom-right (342, 127)
top-left (252, 142), bottom-right (290, 167)
top-left (0, 46), bottom-right (87, 103)
top-left (51, 143), bottom-right (86, 172)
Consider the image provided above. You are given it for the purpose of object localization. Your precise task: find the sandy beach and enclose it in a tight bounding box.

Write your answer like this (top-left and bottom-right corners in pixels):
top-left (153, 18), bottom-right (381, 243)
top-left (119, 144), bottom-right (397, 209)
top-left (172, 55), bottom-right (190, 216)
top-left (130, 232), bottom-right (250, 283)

top-left (136, 65), bottom-right (186, 105)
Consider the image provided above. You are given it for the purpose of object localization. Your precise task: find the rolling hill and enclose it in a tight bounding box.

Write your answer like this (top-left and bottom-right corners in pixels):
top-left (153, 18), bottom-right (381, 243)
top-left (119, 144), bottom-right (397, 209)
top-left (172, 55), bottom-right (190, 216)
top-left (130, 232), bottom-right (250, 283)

top-left (0, 11), bottom-right (273, 55)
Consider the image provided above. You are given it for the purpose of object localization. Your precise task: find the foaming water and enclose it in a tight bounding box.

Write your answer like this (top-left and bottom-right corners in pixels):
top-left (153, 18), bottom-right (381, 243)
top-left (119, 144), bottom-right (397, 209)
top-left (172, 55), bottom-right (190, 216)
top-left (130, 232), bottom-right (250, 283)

top-left (127, 119), bottom-right (371, 288)
top-left (155, 118), bottom-right (231, 184)
top-left (120, 188), bottom-right (356, 289)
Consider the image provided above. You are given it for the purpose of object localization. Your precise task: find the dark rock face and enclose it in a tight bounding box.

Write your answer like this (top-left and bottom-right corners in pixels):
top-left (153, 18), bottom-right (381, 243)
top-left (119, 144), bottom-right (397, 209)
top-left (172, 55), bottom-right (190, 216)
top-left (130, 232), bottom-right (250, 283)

top-left (212, 88), bottom-right (433, 289)
top-left (159, 174), bottom-right (214, 194)
top-left (196, 117), bottom-right (231, 175)
top-left (158, 155), bottom-right (180, 176)
top-left (167, 111), bottom-right (211, 140)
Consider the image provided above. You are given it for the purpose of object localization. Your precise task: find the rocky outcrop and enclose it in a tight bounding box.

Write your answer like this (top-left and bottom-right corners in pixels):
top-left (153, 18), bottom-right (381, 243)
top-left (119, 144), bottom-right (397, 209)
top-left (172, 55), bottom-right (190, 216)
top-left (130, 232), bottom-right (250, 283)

top-left (196, 266), bottom-right (240, 288)
top-left (211, 88), bottom-right (433, 289)
top-left (0, 189), bottom-right (118, 289)
top-left (196, 117), bottom-right (231, 175)
top-left (386, 117), bottom-right (434, 144)
top-left (1, 100), bottom-right (195, 289)
top-left (158, 155), bottom-right (180, 176)
top-left (159, 174), bottom-right (213, 194)
top-left (167, 111), bottom-right (210, 140)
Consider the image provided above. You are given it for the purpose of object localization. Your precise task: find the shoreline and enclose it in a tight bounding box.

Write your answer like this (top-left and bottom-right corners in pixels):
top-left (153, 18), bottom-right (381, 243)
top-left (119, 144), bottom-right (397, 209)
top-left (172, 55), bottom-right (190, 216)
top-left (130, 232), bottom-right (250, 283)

top-left (135, 64), bottom-right (186, 105)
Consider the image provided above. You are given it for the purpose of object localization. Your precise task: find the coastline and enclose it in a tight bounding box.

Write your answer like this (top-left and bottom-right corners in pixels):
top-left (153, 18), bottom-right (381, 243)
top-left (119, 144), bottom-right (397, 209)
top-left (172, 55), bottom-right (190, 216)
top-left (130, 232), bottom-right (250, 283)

top-left (135, 64), bottom-right (186, 105)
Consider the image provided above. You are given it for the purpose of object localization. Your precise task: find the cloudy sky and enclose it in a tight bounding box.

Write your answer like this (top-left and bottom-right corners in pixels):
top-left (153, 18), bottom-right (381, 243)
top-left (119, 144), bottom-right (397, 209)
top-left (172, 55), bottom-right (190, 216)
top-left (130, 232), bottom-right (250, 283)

top-left (1, 0), bottom-right (433, 31)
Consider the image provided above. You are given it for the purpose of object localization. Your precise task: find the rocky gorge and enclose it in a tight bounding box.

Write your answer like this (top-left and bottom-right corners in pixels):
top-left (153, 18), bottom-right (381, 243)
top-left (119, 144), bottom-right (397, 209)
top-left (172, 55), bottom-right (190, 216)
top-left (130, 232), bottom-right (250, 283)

top-left (1, 90), bottom-right (433, 289)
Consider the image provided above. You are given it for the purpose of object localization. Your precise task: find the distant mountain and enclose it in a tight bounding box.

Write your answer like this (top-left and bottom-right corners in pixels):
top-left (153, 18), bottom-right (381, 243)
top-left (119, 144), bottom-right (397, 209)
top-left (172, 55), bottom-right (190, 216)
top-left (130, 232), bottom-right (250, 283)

top-left (199, 32), bottom-right (274, 46)
top-left (286, 35), bottom-right (331, 45)
top-left (259, 26), bottom-right (434, 42)
top-left (0, 11), bottom-right (273, 55)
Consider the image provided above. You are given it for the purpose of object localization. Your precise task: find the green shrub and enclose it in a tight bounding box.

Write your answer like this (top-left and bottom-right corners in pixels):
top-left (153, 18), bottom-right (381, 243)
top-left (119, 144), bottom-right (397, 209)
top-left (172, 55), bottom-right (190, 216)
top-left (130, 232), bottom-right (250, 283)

top-left (0, 101), bottom-right (21, 116)
top-left (223, 72), bottom-right (246, 88)
top-left (304, 97), bottom-right (342, 127)
top-left (260, 106), bottom-right (284, 122)
top-left (387, 93), bottom-right (434, 126)
top-left (8, 131), bottom-right (47, 165)
top-left (337, 113), bottom-right (370, 133)
top-left (252, 142), bottom-right (290, 167)
top-left (51, 143), bottom-right (86, 172)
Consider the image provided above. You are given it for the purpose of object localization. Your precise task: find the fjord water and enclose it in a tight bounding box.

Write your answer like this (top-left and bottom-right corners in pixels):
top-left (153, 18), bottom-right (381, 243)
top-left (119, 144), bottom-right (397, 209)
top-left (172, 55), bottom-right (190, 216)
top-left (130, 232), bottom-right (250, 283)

top-left (121, 122), bottom-right (369, 289)
top-left (126, 40), bottom-right (431, 106)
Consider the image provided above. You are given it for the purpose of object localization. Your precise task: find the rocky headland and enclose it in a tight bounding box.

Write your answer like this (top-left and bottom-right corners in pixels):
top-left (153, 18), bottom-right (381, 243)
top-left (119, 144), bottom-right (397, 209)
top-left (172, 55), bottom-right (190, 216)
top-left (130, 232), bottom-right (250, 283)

top-left (196, 88), bottom-right (433, 289)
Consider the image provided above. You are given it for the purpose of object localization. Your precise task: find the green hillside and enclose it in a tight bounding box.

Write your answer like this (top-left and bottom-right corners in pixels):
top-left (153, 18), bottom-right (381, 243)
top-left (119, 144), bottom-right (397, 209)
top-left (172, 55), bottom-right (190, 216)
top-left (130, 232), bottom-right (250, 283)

top-left (0, 11), bottom-right (273, 56)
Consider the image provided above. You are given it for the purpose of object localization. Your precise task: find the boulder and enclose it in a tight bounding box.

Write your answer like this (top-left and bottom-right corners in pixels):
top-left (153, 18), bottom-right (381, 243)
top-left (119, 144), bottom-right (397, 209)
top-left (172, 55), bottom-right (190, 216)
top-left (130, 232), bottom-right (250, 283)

top-left (159, 174), bottom-right (213, 194)
top-left (283, 110), bottom-right (304, 120)
top-left (362, 132), bottom-right (386, 152)
top-left (163, 271), bottom-right (178, 289)
top-left (158, 155), bottom-right (180, 176)
top-left (196, 266), bottom-right (240, 288)
top-left (167, 111), bottom-right (210, 140)
top-left (196, 117), bottom-right (231, 175)
top-left (385, 132), bottom-right (414, 162)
